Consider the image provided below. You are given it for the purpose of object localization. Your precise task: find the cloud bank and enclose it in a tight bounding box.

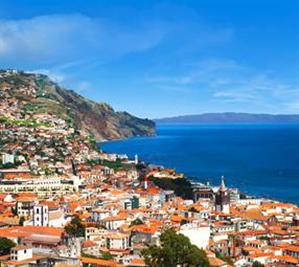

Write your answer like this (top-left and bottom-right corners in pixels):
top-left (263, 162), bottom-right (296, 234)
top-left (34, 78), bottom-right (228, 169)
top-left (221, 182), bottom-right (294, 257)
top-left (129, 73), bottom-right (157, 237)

top-left (0, 14), bottom-right (166, 67)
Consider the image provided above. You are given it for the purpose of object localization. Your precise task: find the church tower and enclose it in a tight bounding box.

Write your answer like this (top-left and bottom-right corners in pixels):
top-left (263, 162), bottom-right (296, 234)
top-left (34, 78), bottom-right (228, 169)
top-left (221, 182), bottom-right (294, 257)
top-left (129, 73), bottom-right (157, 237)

top-left (33, 204), bottom-right (49, 226)
top-left (134, 154), bottom-right (138, 165)
top-left (215, 176), bottom-right (230, 214)
top-left (144, 175), bottom-right (148, 190)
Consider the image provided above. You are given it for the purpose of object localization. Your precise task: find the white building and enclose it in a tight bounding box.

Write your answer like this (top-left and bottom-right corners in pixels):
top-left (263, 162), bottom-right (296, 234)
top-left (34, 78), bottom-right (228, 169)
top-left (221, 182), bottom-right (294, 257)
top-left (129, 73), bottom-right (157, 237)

top-left (179, 224), bottom-right (210, 249)
top-left (10, 245), bottom-right (33, 262)
top-left (0, 177), bottom-right (79, 197)
top-left (106, 232), bottom-right (130, 251)
top-left (16, 198), bottom-right (37, 218)
top-left (33, 205), bottom-right (49, 226)
top-left (102, 215), bottom-right (126, 230)
top-left (48, 209), bottom-right (66, 227)
top-left (2, 153), bottom-right (14, 165)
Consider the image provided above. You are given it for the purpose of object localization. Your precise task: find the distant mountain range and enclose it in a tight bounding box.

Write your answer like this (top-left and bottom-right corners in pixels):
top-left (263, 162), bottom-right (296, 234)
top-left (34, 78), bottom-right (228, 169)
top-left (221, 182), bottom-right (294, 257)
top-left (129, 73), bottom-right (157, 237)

top-left (155, 113), bottom-right (299, 124)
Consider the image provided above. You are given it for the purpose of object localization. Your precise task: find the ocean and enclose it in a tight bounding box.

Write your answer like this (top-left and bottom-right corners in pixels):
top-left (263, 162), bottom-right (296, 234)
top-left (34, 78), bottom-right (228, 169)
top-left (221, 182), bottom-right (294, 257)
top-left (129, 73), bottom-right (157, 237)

top-left (100, 123), bottom-right (299, 204)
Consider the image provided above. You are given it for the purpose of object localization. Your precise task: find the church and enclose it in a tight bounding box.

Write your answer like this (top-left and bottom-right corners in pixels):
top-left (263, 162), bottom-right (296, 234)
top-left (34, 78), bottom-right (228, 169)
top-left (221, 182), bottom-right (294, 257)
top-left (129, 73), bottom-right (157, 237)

top-left (215, 176), bottom-right (230, 214)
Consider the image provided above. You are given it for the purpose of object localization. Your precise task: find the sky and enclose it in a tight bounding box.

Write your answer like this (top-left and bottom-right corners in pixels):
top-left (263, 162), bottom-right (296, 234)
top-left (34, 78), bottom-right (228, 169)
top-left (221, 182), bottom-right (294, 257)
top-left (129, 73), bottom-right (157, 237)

top-left (0, 0), bottom-right (298, 118)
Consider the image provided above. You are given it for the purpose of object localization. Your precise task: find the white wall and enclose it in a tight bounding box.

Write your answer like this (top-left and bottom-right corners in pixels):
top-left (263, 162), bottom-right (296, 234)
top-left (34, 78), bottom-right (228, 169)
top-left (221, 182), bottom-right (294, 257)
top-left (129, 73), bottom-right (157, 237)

top-left (180, 225), bottom-right (210, 249)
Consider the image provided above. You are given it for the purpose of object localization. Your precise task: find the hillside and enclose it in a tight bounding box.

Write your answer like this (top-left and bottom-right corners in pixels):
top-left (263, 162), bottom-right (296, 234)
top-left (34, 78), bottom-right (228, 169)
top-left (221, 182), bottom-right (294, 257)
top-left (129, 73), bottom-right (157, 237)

top-left (155, 112), bottom-right (299, 124)
top-left (0, 70), bottom-right (155, 140)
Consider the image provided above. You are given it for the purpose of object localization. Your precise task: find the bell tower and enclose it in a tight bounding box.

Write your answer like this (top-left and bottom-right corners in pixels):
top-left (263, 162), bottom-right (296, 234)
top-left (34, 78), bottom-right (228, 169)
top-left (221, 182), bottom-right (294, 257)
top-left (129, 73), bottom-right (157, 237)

top-left (134, 154), bottom-right (138, 165)
top-left (215, 176), bottom-right (230, 214)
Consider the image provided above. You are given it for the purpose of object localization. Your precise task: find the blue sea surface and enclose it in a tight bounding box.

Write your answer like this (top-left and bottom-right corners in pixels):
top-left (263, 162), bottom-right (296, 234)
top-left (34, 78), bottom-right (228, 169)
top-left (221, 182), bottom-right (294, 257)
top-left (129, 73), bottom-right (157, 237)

top-left (100, 124), bottom-right (299, 203)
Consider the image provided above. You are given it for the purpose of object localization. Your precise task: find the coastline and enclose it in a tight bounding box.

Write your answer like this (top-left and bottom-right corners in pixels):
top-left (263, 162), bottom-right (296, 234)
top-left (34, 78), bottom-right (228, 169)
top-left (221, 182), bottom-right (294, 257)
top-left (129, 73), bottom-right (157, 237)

top-left (99, 123), bottom-right (299, 205)
top-left (100, 140), bottom-right (291, 204)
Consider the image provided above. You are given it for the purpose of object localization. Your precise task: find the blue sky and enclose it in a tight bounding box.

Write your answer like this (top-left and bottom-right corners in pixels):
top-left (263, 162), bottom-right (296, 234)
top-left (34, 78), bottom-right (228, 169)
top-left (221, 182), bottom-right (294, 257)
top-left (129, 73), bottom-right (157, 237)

top-left (0, 0), bottom-right (298, 118)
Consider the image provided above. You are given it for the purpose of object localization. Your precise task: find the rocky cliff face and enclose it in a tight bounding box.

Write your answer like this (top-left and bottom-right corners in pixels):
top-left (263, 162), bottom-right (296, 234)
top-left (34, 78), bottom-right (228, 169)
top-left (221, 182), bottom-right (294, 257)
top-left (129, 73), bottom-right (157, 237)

top-left (0, 70), bottom-right (155, 140)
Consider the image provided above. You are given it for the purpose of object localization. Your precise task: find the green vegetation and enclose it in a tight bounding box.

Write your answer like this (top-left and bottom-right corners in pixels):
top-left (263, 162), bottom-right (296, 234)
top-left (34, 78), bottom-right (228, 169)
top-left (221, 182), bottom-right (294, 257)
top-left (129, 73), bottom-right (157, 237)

top-left (0, 238), bottom-right (16, 255)
top-left (239, 192), bottom-right (247, 199)
top-left (0, 162), bottom-right (19, 169)
top-left (44, 167), bottom-right (55, 176)
top-left (2, 71), bottom-right (155, 140)
top-left (215, 251), bottom-right (234, 265)
top-left (142, 229), bottom-right (210, 267)
top-left (136, 162), bottom-right (146, 171)
top-left (130, 218), bottom-right (144, 227)
top-left (242, 250), bottom-right (249, 256)
top-left (89, 158), bottom-right (134, 171)
top-left (252, 261), bottom-right (265, 267)
top-left (81, 251), bottom-right (113, 260)
top-left (81, 253), bottom-right (97, 259)
top-left (0, 116), bottom-right (9, 124)
top-left (35, 78), bottom-right (59, 101)
top-left (64, 216), bottom-right (86, 237)
top-left (102, 159), bottom-right (123, 170)
top-left (259, 236), bottom-right (269, 242)
top-left (149, 176), bottom-right (193, 199)
top-left (23, 103), bottom-right (43, 113)
top-left (188, 207), bottom-right (198, 213)
top-left (88, 134), bottom-right (97, 150)
top-left (35, 78), bottom-right (46, 97)
top-left (19, 216), bottom-right (25, 226)
top-left (0, 115), bottom-right (51, 128)
top-left (101, 251), bottom-right (113, 260)
top-left (65, 110), bottom-right (75, 128)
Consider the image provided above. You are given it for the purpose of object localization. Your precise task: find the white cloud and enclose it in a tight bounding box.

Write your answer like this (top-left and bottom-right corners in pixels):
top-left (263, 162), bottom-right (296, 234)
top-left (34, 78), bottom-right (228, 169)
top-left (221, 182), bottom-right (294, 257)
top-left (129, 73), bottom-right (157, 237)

top-left (0, 14), bottom-right (166, 67)
top-left (147, 58), bottom-right (299, 112)
top-left (28, 69), bottom-right (65, 83)
top-left (213, 91), bottom-right (256, 102)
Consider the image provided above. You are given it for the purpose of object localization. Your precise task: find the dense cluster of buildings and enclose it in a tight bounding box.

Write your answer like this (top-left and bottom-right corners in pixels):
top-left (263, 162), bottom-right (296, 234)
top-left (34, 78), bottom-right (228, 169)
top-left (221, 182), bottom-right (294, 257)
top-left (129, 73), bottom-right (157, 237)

top-left (0, 69), bottom-right (298, 266)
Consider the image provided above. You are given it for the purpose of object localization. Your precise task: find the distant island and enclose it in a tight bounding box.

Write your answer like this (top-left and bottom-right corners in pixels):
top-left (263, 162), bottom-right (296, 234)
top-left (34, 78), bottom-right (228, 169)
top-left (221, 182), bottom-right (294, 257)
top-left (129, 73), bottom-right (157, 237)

top-left (155, 112), bottom-right (299, 124)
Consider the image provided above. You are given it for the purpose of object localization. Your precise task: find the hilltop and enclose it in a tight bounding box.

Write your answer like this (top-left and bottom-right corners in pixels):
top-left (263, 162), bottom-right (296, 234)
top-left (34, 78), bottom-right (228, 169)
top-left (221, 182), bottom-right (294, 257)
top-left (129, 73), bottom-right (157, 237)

top-left (0, 70), bottom-right (155, 140)
top-left (155, 112), bottom-right (299, 124)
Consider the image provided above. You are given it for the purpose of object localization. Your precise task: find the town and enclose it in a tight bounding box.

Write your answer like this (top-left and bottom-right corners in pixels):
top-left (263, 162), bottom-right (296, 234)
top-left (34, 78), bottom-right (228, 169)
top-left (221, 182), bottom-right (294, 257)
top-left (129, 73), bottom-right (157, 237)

top-left (0, 69), bottom-right (298, 267)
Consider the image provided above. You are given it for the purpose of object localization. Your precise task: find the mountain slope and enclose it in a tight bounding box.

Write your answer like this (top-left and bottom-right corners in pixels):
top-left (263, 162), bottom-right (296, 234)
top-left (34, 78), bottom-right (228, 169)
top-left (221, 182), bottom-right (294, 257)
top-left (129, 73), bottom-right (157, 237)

top-left (155, 112), bottom-right (299, 124)
top-left (0, 70), bottom-right (155, 140)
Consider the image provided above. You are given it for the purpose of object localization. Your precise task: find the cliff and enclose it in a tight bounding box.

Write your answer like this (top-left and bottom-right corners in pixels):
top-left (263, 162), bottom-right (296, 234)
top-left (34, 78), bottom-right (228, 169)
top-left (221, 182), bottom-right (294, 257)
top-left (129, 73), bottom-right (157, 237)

top-left (0, 70), bottom-right (155, 140)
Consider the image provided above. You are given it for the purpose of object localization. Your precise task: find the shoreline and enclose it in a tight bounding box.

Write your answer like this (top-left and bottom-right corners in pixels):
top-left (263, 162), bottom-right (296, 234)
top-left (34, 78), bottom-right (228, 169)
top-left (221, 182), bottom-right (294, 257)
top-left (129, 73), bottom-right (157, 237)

top-left (99, 134), bottom-right (299, 205)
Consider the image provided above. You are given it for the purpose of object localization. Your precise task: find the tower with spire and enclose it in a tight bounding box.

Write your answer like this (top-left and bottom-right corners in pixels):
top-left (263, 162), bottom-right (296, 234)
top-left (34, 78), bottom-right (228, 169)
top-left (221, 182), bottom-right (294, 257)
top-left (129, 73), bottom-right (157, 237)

top-left (215, 176), bottom-right (230, 214)
top-left (134, 154), bottom-right (138, 165)
top-left (144, 175), bottom-right (148, 190)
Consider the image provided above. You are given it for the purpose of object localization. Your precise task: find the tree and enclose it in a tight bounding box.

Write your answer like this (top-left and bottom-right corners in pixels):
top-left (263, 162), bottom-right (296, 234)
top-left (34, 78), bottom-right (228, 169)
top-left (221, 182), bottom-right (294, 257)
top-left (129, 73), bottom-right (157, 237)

top-left (142, 229), bottom-right (210, 267)
top-left (252, 261), bottom-right (265, 267)
top-left (19, 216), bottom-right (25, 226)
top-left (0, 238), bottom-right (16, 255)
top-left (81, 253), bottom-right (97, 259)
top-left (215, 251), bottom-right (233, 265)
top-left (188, 207), bottom-right (198, 213)
top-left (64, 216), bottom-right (86, 237)
top-left (149, 177), bottom-right (193, 199)
top-left (101, 251), bottom-right (113, 260)
top-left (130, 218), bottom-right (144, 227)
